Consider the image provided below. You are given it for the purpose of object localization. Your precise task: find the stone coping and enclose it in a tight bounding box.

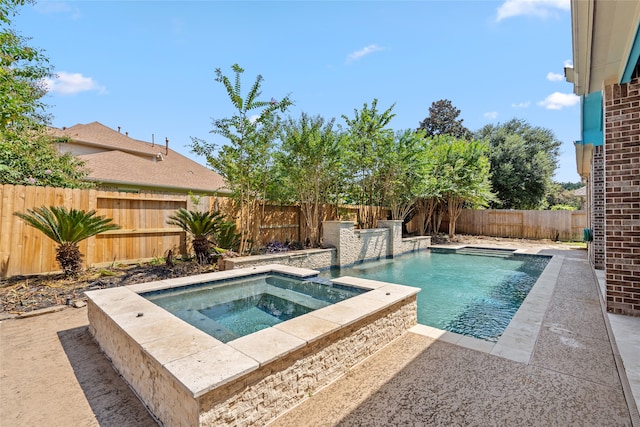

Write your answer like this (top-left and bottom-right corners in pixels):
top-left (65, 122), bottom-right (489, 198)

top-left (410, 253), bottom-right (563, 364)
top-left (126, 264), bottom-right (319, 294)
top-left (225, 248), bottom-right (334, 263)
top-left (354, 228), bottom-right (387, 234)
top-left (85, 264), bottom-right (420, 398)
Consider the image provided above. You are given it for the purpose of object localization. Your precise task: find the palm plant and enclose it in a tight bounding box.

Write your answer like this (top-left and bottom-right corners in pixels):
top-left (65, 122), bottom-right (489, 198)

top-left (213, 220), bottom-right (241, 252)
top-left (14, 206), bottom-right (120, 277)
top-left (167, 209), bottom-right (224, 264)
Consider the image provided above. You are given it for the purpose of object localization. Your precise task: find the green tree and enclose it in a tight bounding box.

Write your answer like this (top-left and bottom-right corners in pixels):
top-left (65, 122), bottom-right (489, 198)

top-left (546, 181), bottom-right (583, 210)
top-left (191, 64), bottom-right (292, 253)
top-left (1, 0), bottom-right (53, 131)
top-left (436, 137), bottom-right (493, 237)
top-left (167, 209), bottom-right (225, 264)
top-left (1, 0), bottom-right (89, 188)
top-left (274, 113), bottom-right (343, 246)
top-left (413, 137), bottom-right (446, 236)
top-left (342, 99), bottom-right (396, 228)
top-left (418, 99), bottom-right (471, 139)
top-left (413, 136), bottom-right (493, 237)
top-left (382, 129), bottom-right (428, 221)
top-left (476, 118), bottom-right (561, 210)
top-left (14, 206), bottom-right (120, 277)
top-left (0, 131), bottom-right (91, 187)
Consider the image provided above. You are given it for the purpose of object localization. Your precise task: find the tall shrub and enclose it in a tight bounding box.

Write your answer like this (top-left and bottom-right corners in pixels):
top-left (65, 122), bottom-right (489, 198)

top-left (191, 64), bottom-right (292, 253)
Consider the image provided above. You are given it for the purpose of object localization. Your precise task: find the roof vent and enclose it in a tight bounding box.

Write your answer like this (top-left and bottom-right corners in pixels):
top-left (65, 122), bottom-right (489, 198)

top-left (156, 153), bottom-right (165, 161)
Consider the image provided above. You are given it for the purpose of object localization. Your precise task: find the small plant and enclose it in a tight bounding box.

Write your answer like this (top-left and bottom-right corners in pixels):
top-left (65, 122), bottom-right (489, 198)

top-left (14, 206), bottom-right (120, 277)
top-left (287, 240), bottom-right (305, 251)
top-left (214, 220), bottom-right (241, 252)
top-left (148, 256), bottom-right (165, 266)
top-left (167, 209), bottom-right (224, 264)
top-left (188, 191), bottom-right (203, 207)
top-left (96, 269), bottom-right (117, 277)
top-left (265, 240), bottom-right (289, 254)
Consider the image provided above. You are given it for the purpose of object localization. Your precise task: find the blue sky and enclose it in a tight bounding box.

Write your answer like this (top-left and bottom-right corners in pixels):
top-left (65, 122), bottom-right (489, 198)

top-left (18, 0), bottom-right (581, 182)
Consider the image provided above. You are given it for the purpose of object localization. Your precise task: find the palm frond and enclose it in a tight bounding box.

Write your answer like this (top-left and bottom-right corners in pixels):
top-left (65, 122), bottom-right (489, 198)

top-left (15, 206), bottom-right (120, 245)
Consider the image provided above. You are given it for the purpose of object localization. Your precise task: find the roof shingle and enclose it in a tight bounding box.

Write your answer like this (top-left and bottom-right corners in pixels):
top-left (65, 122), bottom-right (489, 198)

top-left (51, 122), bottom-right (227, 193)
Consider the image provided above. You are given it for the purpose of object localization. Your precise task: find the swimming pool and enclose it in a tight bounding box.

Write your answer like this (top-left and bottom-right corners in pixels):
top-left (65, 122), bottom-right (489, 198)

top-left (142, 273), bottom-right (369, 343)
top-left (321, 249), bottom-right (550, 342)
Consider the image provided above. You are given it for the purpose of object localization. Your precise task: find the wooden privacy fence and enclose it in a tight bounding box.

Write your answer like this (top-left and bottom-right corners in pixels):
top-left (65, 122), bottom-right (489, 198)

top-left (0, 185), bottom-right (194, 277)
top-left (0, 184), bottom-right (331, 276)
top-left (447, 209), bottom-right (587, 241)
top-left (0, 184), bottom-right (587, 277)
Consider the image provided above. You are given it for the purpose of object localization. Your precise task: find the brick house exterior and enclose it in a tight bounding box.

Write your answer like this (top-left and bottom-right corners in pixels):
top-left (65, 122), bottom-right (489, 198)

top-left (590, 145), bottom-right (605, 269)
top-left (567, 1), bottom-right (640, 316)
top-left (603, 80), bottom-right (640, 315)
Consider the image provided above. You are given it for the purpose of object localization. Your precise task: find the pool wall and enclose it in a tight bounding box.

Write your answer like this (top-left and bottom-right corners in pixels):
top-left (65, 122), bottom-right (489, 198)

top-left (324, 220), bottom-right (431, 267)
top-left (86, 265), bottom-right (419, 427)
top-left (225, 221), bottom-right (430, 271)
top-left (224, 247), bottom-right (335, 271)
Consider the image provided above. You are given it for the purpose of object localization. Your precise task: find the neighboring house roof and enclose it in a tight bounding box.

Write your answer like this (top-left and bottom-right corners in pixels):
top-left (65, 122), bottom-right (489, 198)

top-left (50, 122), bottom-right (228, 193)
top-left (574, 186), bottom-right (587, 198)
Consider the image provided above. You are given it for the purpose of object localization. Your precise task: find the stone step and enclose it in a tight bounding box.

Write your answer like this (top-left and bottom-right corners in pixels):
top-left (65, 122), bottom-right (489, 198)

top-left (456, 247), bottom-right (515, 258)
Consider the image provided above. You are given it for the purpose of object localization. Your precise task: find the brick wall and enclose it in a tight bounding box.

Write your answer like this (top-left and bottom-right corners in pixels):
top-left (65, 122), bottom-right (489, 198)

top-left (590, 145), bottom-right (605, 269)
top-left (603, 78), bottom-right (640, 316)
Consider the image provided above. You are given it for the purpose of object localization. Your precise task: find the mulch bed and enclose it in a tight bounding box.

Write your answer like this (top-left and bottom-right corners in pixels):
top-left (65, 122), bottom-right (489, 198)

top-left (0, 261), bottom-right (215, 315)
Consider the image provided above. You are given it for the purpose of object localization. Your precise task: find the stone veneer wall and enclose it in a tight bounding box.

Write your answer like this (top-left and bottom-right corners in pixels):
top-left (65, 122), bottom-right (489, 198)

top-left (87, 298), bottom-right (200, 427)
top-left (603, 78), bottom-right (640, 316)
top-left (324, 220), bottom-right (431, 267)
top-left (224, 248), bottom-right (335, 271)
top-left (590, 145), bottom-right (606, 269)
top-left (323, 221), bottom-right (389, 267)
top-left (225, 221), bottom-right (431, 271)
top-left (199, 297), bottom-right (417, 426)
top-left (88, 294), bottom-right (417, 427)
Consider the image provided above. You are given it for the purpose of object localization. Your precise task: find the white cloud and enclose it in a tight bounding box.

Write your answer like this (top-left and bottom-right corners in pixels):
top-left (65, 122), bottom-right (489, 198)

top-left (537, 92), bottom-right (579, 110)
top-left (496, 0), bottom-right (569, 22)
top-left (563, 59), bottom-right (573, 68)
top-left (346, 44), bottom-right (384, 63)
top-left (43, 72), bottom-right (107, 95)
top-left (34, 2), bottom-right (81, 20)
top-left (547, 72), bottom-right (564, 82)
top-left (512, 101), bottom-right (531, 108)
top-left (484, 112), bottom-right (499, 119)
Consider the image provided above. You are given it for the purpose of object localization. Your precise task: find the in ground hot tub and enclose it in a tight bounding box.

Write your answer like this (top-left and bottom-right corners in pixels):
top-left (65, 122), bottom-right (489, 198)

top-left (141, 272), bottom-right (369, 343)
top-left (86, 264), bottom-right (419, 427)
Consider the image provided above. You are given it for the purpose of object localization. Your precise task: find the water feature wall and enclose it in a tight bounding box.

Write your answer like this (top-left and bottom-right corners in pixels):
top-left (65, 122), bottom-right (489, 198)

top-left (324, 220), bottom-right (431, 267)
top-left (224, 221), bottom-right (430, 271)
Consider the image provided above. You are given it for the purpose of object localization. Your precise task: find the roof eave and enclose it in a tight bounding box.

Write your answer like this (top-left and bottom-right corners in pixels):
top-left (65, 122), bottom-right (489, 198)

top-left (84, 177), bottom-right (231, 195)
top-left (569, 0), bottom-right (640, 96)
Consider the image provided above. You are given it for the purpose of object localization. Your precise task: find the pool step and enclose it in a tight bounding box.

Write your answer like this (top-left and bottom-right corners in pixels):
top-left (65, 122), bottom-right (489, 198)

top-left (456, 247), bottom-right (515, 258)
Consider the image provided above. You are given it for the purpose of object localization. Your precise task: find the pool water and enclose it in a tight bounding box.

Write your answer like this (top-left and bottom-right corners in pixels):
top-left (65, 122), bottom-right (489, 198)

top-left (321, 250), bottom-right (550, 342)
top-left (142, 274), bottom-right (368, 343)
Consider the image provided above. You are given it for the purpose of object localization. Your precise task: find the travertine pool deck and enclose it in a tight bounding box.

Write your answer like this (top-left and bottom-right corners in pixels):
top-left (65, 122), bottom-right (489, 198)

top-left (1, 244), bottom-right (639, 426)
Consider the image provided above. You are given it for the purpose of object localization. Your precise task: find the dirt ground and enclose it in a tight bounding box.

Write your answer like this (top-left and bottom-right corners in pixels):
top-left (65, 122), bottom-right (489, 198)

top-left (0, 304), bottom-right (159, 426)
top-left (0, 260), bottom-right (215, 315)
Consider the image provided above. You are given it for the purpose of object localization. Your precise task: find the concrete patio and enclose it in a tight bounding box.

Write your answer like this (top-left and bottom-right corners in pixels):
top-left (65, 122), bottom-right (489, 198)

top-left (1, 245), bottom-right (639, 426)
